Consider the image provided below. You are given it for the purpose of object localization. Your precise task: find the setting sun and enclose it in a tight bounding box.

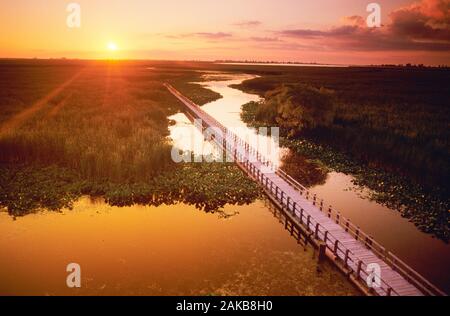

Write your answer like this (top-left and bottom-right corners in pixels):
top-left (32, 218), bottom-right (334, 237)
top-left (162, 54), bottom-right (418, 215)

top-left (107, 42), bottom-right (118, 51)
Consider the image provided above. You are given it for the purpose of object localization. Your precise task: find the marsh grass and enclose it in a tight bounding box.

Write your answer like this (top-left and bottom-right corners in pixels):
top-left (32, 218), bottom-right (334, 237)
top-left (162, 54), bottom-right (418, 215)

top-left (0, 64), bottom-right (179, 182)
top-left (234, 67), bottom-right (450, 188)
top-left (0, 61), bottom-right (259, 216)
top-left (240, 98), bottom-right (450, 241)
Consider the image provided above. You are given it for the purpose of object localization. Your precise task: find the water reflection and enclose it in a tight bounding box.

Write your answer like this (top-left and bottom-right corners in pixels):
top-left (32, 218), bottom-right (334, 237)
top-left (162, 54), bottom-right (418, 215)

top-left (279, 150), bottom-right (328, 187)
top-left (0, 198), bottom-right (358, 296)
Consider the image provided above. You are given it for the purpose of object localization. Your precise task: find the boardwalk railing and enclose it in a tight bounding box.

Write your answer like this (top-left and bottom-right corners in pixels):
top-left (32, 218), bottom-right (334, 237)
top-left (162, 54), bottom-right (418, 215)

top-left (273, 162), bottom-right (446, 297)
top-left (165, 83), bottom-right (446, 296)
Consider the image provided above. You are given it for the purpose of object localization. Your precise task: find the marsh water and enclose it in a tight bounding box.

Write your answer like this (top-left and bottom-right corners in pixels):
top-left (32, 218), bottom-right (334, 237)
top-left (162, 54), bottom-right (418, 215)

top-left (0, 198), bottom-right (357, 295)
top-left (170, 72), bottom-right (450, 293)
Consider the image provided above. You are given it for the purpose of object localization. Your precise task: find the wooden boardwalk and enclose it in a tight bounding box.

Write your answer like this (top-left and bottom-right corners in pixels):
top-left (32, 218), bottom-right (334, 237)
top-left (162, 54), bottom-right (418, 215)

top-left (165, 83), bottom-right (446, 296)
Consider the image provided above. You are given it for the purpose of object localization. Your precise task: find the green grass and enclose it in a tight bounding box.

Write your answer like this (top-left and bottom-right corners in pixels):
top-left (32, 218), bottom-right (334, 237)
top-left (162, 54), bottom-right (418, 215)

top-left (0, 61), bottom-right (181, 181)
top-left (0, 60), bottom-right (260, 216)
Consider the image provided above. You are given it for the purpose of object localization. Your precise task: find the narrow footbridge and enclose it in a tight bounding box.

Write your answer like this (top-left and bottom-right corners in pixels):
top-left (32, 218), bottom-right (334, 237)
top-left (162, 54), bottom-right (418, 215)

top-left (165, 83), bottom-right (445, 296)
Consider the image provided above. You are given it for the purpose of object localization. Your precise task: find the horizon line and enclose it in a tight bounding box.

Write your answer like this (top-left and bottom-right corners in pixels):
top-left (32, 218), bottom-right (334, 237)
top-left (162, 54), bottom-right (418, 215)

top-left (0, 57), bottom-right (449, 68)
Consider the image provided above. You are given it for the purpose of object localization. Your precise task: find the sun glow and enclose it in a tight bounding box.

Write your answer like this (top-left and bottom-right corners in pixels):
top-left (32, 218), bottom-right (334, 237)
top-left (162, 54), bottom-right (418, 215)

top-left (107, 42), bottom-right (118, 51)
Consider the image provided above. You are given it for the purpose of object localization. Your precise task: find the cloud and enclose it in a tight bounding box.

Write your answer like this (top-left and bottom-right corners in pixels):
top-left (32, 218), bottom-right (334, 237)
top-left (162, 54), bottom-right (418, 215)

top-left (389, 0), bottom-right (450, 41)
top-left (165, 32), bottom-right (233, 40)
top-left (340, 15), bottom-right (366, 27)
top-left (194, 32), bottom-right (233, 39)
top-left (280, 25), bottom-right (362, 38)
top-left (233, 20), bottom-right (262, 28)
top-left (278, 0), bottom-right (450, 52)
top-left (249, 36), bottom-right (281, 42)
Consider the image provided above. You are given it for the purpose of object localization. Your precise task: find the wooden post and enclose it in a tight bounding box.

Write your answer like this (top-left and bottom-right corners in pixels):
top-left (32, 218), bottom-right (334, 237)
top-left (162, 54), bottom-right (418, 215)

top-left (345, 220), bottom-right (350, 232)
top-left (344, 249), bottom-right (350, 267)
top-left (324, 231), bottom-right (329, 244)
top-left (315, 223), bottom-right (320, 239)
top-left (334, 240), bottom-right (339, 254)
top-left (336, 212), bottom-right (340, 224)
top-left (313, 194), bottom-right (317, 205)
top-left (328, 206), bottom-right (332, 218)
top-left (355, 228), bottom-right (360, 241)
top-left (365, 236), bottom-right (373, 249)
top-left (318, 242), bottom-right (327, 262)
top-left (306, 215), bottom-right (311, 231)
top-left (356, 261), bottom-right (363, 279)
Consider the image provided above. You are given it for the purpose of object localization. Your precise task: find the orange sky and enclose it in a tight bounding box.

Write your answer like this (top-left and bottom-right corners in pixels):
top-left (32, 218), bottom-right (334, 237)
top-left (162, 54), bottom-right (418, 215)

top-left (1, 0), bottom-right (449, 65)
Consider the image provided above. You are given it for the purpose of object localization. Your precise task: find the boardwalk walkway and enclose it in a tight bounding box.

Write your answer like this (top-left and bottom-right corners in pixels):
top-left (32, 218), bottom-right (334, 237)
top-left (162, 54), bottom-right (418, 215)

top-left (165, 83), bottom-right (445, 296)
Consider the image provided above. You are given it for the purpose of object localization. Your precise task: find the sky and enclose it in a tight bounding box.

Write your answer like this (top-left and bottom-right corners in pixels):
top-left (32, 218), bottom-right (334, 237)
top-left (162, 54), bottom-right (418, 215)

top-left (1, 0), bottom-right (449, 65)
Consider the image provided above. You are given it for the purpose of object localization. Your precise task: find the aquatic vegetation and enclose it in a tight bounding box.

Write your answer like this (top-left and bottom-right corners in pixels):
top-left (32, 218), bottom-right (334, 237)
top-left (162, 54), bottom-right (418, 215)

top-left (0, 164), bottom-right (81, 217)
top-left (0, 163), bottom-right (261, 217)
top-left (283, 138), bottom-right (450, 242)
top-left (104, 163), bottom-right (261, 211)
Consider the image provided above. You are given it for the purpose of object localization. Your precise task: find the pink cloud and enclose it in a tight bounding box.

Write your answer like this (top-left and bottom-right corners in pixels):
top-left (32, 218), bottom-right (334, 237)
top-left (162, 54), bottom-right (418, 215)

top-left (278, 0), bottom-right (450, 52)
top-left (165, 32), bottom-right (233, 41)
top-left (389, 0), bottom-right (450, 40)
top-left (249, 36), bottom-right (281, 42)
top-left (233, 20), bottom-right (262, 28)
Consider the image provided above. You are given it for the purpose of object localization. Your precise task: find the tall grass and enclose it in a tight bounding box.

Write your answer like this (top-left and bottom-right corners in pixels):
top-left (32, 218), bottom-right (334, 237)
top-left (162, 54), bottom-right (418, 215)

top-left (0, 62), bottom-right (184, 182)
top-left (234, 67), bottom-right (450, 188)
top-left (0, 61), bottom-right (263, 217)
